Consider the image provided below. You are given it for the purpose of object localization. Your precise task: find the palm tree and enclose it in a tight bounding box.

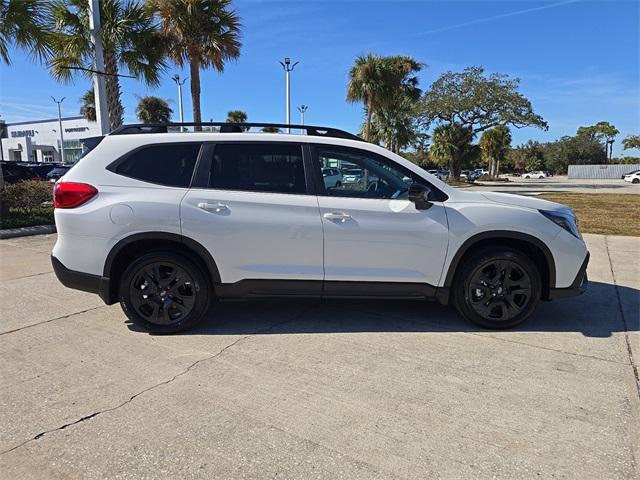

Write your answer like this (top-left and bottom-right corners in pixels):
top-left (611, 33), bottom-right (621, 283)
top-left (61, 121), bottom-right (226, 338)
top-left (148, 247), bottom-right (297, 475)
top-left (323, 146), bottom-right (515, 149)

top-left (226, 110), bottom-right (247, 123)
top-left (479, 125), bottom-right (511, 178)
top-left (347, 54), bottom-right (422, 142)
top-left (0, 0), bottom-right (51, 65)
top-left (48, 0), bottom-right (166, 131)
top-left (430, 124), bottom-right (474, 179)
top-left (135, 95), bottom-right (173, 123)
top-left (79, 89), bottom-right (96, 122)
top-left (154, 0), bottom-right (242, 130)
top-left (347, 54), bottom-right (387, 141)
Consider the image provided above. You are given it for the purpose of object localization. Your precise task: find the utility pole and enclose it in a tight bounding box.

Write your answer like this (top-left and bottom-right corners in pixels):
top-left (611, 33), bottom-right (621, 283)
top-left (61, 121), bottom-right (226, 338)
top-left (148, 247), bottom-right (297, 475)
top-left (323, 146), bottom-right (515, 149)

top-left (172, 74), bottom-right (188, 125)
top-left (279, 58), bottom-right (298, 133)
top-left (297, 104), bottom-right (308, 125)
top-left (52, 97), bottom-right (66, 163)
top-left (89, 0), bottom-right (109, 134)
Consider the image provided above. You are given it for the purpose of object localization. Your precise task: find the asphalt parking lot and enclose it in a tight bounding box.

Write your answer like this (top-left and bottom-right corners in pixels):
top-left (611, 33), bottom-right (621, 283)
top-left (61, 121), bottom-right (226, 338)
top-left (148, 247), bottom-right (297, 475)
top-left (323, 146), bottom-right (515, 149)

top-left (1, 234), bottom-right (638, 479)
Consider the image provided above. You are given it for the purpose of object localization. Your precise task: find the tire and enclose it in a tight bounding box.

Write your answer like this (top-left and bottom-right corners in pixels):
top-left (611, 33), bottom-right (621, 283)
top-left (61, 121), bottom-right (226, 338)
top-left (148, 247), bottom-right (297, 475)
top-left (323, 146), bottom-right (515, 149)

top-left (524, 175), bottom-right (530, 179)
top-left (452, 247), bottom-right (541, 329)
top-left (335, 181), bottom-right (342, 187)
top-left (633, 178), bottom-right (639, 184)
top-left (119, 250), bottom-right (211, 334)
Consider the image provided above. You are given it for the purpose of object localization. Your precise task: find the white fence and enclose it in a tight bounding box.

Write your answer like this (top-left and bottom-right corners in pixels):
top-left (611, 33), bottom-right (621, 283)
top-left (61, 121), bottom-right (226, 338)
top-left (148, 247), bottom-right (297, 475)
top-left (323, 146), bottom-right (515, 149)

top-left (567, 164), bottom-right (640, 179)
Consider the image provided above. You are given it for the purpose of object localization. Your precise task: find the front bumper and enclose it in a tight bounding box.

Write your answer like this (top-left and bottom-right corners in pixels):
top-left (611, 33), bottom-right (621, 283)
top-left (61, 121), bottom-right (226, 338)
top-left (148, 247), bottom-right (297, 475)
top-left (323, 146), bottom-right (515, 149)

top-left (51, 255), bottom-right (112, 304)
top-left (547, 252), bottom-right (589, 299)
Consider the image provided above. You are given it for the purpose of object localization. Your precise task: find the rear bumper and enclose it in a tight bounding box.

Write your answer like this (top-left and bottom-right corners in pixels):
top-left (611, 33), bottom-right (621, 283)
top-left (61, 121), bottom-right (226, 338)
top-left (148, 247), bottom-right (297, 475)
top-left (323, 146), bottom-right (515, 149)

top-left (51, 255), bottom-right (112, 304)
top-left (547, 252), bottom-right (589, 300)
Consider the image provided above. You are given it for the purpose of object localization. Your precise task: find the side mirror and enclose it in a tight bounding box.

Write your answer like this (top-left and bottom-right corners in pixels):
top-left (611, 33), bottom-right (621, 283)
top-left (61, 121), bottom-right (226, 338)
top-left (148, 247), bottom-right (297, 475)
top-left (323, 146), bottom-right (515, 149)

top-left (408, 182), bottom-right (433, 210)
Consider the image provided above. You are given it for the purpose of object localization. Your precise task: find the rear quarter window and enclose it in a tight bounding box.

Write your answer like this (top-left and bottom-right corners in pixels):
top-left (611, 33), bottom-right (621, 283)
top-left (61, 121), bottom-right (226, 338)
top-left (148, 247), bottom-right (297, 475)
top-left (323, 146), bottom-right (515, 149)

top-left (109, 143), bottom-right (201, 187)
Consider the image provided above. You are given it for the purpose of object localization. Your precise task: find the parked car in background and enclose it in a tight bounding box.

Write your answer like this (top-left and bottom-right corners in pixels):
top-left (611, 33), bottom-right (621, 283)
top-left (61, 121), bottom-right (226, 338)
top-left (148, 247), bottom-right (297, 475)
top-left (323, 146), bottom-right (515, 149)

top-left (322, 168), bottom-right (343, 188)
top-left (47, 166), bottom-right (72, 182)
top-left (0, 162), bottom-right (35, 184)
top-left (25, 163), bottom-right (59, 181)
top-left (436, 170), bottom-right (449, 181)
top-left (523, 171), bottom-right (547, 179)
top-left (621, 169), bottom-right (639, 179)
top-left (467, 169), bottom-right (489, 182)
top-left (341, 168), bottom-right (363, 184)
top-left (623, 171), bottom-right (640, 184)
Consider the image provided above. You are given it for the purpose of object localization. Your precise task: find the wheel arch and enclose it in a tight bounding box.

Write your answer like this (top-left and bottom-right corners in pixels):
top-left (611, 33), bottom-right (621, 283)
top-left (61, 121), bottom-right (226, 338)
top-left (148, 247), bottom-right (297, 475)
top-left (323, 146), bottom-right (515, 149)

top-left (441, 230), bottom-right (556, 302)
top-left (102, 232), bottom-right (221, 304)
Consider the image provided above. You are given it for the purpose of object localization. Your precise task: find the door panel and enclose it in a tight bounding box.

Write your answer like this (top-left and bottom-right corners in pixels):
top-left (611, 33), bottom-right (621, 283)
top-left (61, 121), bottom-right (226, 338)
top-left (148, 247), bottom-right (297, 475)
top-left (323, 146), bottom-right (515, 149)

top-left (181, 142), bottom-right (323, 285)
top-left (182, 189), bottom-right (323, 283)
top-left (319, 197), bottom-right (449, 284)
top-left (313, 144), bottom-right (449, 286)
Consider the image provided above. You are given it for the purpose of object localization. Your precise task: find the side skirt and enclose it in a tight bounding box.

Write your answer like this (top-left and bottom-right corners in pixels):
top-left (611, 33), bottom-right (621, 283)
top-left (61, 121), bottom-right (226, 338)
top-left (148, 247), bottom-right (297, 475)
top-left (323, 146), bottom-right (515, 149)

top-left (214, 279), bottom-right (441, 300)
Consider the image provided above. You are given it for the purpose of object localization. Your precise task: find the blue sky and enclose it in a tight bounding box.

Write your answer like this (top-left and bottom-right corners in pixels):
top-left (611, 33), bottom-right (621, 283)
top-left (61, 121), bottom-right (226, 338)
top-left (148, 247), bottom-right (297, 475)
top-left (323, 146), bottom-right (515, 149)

top-left (0, 0), bottom-right (638, 155)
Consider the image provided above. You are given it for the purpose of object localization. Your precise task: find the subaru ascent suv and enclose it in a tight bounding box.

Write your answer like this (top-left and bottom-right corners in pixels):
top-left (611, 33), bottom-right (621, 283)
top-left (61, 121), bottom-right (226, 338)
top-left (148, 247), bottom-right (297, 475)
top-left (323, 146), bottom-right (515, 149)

top-left (52, 122), bottom-right (589, 334)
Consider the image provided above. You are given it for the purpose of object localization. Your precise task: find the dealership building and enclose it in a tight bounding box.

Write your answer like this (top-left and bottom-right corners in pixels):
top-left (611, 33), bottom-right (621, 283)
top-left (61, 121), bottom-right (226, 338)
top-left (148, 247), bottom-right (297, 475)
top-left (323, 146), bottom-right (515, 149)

top-left (0, 116), bottom-right (101, 164)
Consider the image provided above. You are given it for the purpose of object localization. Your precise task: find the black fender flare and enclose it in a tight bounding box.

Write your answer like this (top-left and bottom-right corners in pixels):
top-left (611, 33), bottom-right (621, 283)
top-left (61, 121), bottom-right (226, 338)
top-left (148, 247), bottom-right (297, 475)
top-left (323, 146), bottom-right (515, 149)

top-left (442, 230), bottom-right (556, 289)
top-left (103, 231), bottom-right (221, 284)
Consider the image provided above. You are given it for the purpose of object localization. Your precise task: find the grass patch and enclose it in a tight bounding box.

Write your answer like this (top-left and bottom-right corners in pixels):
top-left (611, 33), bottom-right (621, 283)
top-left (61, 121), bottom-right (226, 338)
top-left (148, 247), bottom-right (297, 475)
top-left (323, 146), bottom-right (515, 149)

top-left (538, 193), bottom-right (640, 237)
top-left (0, 207), bottom-right (54, 230)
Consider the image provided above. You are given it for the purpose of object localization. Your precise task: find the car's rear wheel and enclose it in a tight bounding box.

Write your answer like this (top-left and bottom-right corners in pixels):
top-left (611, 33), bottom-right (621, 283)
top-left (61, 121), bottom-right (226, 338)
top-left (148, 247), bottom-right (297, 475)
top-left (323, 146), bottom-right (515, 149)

top-left (119, 251), bottom-right (211, 334)
top-left (453, 247), bottom-right (541, 329)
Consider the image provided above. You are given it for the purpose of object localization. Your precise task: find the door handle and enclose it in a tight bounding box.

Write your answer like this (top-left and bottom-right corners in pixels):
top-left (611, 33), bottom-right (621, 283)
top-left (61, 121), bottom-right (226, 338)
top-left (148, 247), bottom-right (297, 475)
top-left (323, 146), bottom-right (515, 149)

top-left (197, 202), bottom-right (229, 213)
top-left (323, 212), bottom-right (352, 223)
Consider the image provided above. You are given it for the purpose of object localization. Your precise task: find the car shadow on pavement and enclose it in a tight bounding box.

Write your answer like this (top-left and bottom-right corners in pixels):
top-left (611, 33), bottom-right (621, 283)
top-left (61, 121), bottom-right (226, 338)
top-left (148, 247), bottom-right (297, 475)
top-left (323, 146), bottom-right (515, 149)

top-left (127, 281), bottom-right (639, 338)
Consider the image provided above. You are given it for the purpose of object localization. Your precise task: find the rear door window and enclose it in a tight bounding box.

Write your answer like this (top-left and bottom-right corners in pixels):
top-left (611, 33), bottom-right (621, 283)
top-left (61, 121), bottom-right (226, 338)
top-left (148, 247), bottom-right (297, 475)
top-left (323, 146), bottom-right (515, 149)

top-left (111, 143), bottom-right (201, 187)
top-left (203, 143), bottom-right (306, 194)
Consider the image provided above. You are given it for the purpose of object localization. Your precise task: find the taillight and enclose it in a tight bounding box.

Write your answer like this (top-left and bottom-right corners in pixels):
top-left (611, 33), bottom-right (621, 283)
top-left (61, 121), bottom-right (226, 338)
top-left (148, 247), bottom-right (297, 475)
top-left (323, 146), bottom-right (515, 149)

top-left (54, 182), bottom-right (97, 209)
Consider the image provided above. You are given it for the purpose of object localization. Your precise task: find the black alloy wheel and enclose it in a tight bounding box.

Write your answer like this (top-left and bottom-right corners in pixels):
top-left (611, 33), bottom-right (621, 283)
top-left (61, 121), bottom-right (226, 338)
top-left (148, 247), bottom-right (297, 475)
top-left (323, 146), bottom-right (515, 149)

top-left (453, 247), bottom-right (541, 329)
top-left (120, 251), bottom-right (211, 334)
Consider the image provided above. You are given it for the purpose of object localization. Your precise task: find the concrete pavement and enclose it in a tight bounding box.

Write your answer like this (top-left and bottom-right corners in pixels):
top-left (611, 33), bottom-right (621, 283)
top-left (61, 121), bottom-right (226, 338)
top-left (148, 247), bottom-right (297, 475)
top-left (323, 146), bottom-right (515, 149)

top-left (0, 234), bottom-right (638, 479)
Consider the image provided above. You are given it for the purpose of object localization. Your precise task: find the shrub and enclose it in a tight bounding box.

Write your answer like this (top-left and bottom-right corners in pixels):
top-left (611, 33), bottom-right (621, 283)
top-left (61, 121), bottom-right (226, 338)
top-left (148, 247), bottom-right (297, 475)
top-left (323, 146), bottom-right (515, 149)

top-left (1, 180), bottom-right (53, 211)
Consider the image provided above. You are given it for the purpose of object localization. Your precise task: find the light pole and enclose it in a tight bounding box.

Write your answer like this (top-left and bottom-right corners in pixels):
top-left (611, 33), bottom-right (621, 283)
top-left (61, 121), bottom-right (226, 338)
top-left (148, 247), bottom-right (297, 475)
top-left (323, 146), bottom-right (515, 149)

top-left (89, 0), bottom-right (109, 134)
top-left (52, 96), bottom-right (66, 163)
top-left (172, 74), bottom-right (188, 126)
top-left (279, 57), bottom-right (298, 133)
top-left (297, 104), bottom-right (308, 125)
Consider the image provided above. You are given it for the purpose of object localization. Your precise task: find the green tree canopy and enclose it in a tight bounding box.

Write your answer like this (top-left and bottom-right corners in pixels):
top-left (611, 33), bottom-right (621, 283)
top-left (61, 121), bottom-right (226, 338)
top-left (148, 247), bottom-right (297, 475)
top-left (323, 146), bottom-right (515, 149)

top-left (421, 66), bottom-right (548, 133)
top-left (0, 0), bottom-right (51, 65)
top-left (261, 126), bottom-right (280, 133)
top-left (479, 125), bottom-right (511, 178)
top-left (79, 89), bottom-right (96, 122)
top-left (153, 0), bottom-right (242, 130)
top-left (226, 110), bottom-right (247, 123)
top-left (135, 95), bottom-right (172, 123)
top-left (543, 135), bottom-right (606, 173)
top-left (507, 140), bottom-right (545, 172)
top-left (577, 121), bottom-right (618, 161)
top-left (347, 53), bottom-right (422, 142)
top-left (622, 134), bottom-right (640, 151)
top-left (430, 124), bottom-right (475, 178)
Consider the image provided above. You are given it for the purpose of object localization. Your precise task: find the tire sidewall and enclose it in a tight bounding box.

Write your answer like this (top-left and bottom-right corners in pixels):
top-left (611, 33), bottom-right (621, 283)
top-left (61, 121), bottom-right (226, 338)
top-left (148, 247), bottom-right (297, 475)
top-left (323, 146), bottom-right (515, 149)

top-left (120, 251), bottom-right (211, 334)
top-left (453, 247), bottom-right (541, 329)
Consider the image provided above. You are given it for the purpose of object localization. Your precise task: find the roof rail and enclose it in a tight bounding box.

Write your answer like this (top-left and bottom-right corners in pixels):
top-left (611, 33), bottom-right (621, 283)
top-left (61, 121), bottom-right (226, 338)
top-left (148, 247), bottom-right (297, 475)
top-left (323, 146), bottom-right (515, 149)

top-left (109, 122), bottom-right (363, 142)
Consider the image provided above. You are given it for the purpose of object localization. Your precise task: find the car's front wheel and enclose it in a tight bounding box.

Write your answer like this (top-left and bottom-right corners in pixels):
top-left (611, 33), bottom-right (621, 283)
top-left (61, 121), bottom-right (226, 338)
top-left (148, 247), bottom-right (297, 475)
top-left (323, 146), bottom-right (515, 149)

top-left (119, 251), bottom-right (211, 334)
top-left (453, 247), bottom-right (541, 329)
top-left (633, 178), bottom-right (639, 184)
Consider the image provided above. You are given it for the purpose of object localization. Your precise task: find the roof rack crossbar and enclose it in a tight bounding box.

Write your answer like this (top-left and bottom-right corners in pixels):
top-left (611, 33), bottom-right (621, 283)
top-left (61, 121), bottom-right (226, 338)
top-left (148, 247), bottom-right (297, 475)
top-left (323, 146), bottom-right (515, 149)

top-left (110, 122), bottom-right (363, 141)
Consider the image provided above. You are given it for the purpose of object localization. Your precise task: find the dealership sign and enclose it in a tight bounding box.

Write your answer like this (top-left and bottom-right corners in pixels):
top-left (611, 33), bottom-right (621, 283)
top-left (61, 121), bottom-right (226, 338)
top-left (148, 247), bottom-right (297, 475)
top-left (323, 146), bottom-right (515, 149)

top-left (11, 129), bottom-right (36, 138)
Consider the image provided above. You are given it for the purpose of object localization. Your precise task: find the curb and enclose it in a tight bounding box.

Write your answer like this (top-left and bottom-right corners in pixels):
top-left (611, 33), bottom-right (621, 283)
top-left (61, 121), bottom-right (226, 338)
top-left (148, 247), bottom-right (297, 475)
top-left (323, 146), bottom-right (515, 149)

top-left (0, 225), bottom-right (56, 240)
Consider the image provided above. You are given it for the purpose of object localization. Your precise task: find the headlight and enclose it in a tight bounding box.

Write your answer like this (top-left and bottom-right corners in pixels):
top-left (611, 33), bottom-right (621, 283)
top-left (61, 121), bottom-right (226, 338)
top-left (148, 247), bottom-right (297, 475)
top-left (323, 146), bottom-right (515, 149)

top-left (539, 209), bottom-right (582, 239)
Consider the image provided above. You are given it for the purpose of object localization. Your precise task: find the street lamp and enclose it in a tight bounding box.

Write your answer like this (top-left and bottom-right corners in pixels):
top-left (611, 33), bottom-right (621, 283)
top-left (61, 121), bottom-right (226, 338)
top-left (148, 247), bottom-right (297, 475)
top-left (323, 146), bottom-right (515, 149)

top-left (51, 96), bottom-right (66, 163)
top-left (279, 57), bottom-right (299, 133)
top-left (297, 104), bottom-right (308, 125)
top-left (172, 74), bottom-right (188, 126)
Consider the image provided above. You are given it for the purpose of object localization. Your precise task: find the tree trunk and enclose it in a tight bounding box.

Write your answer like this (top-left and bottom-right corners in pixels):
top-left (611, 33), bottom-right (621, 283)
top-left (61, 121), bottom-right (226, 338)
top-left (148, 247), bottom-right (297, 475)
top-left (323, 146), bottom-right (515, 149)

top-left (189, 58), bottom-right (201, 131)
top-left (495, 159), bottom-right (500, 178)
top-left (103, 49), bottom-right (123, 131)
top-left (364, 101), bottom-right (373, 141)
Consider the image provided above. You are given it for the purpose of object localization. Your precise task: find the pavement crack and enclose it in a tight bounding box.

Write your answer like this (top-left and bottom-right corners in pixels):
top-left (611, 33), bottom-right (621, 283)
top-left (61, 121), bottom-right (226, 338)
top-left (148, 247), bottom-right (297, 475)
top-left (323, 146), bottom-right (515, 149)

top-left (0, 306), bottom-right (107, 336)
top-left (604, 236), bottom-right (640, 399)
top-left (0, 306), bottom-right (311, 457)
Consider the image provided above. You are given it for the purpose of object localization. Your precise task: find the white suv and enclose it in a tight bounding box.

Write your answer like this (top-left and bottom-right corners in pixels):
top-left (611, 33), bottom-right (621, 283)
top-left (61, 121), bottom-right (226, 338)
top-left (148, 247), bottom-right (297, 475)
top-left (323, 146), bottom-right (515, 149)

top-left (52, 123), bottom-right (589, 334)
